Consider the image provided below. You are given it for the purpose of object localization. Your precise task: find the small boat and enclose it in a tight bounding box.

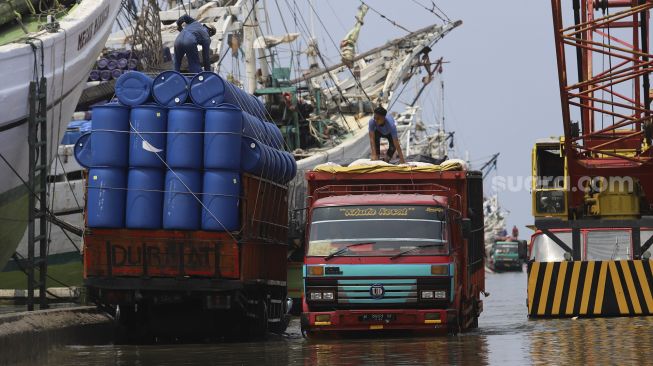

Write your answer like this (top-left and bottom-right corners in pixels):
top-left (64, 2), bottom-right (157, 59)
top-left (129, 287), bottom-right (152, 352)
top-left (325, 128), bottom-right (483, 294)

top-left (0, 0), bottom-right (122, 269)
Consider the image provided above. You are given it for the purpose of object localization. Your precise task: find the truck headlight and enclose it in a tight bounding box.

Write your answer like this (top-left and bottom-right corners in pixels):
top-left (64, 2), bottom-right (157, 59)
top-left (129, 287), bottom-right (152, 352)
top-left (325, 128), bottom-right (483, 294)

top-left (310, 292), bottom-right (322, 300)
top-left (323, 291), bottom-right (334, 300)
top-left (433, 290), bottom-right (447, 299)
top-left (421, 290), bottom-right (434, 299)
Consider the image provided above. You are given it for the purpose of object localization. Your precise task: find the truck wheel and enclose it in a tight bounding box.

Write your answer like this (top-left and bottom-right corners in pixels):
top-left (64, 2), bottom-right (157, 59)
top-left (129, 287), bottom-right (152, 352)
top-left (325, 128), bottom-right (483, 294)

top-left (115, 304), bottom-right (149, 344)
top-left (470, 316), bottom-right (479, 329)
top-left (247, 298), bottom-right (268, 339)
top-left (269, 314), bottom-right (291, 334)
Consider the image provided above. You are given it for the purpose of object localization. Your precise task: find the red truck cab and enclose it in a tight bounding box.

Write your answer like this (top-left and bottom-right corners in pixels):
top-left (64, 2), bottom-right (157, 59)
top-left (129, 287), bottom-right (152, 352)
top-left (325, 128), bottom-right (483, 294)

top-left (300, 166), bottom-right (485, 335)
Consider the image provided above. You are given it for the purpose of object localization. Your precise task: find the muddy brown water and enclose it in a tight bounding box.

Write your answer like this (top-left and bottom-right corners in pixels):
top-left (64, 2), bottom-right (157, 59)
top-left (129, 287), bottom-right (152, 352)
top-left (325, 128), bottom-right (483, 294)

top-left (35, 271), bottom-right (653, 365)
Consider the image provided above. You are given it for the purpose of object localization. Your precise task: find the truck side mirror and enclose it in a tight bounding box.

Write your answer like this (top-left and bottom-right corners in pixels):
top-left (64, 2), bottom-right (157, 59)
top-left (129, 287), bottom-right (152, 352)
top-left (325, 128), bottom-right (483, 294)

top-left (518, 240), bottom-right (528, 260)
top-left (461, 218), bottom-right (471, 239)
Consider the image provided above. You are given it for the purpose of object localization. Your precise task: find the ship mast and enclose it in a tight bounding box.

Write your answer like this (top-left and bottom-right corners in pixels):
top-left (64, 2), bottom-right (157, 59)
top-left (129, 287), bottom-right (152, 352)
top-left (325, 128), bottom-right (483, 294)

top-left (243, 0), bottom-right (257, 93)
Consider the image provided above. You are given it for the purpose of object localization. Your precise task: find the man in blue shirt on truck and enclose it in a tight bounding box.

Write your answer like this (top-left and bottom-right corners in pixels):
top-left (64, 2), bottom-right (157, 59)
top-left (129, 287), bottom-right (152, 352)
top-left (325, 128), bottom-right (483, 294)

top-left (174, 15), bottom-right (216, 73)
top-left (369, 106), bottom-right (406, 163)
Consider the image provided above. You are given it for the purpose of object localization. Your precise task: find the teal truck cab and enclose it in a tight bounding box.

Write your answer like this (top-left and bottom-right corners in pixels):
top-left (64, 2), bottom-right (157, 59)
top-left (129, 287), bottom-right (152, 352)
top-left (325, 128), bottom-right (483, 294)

top-left (300, 164), bottom-right (485, 335)
top-left (488, 240), bottom-right (527, 272)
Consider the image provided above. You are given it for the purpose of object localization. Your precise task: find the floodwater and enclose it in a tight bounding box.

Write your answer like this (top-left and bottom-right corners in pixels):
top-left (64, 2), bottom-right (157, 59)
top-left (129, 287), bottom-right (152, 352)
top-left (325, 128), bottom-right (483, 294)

top-left (42, 270), bottom-right (653, 365)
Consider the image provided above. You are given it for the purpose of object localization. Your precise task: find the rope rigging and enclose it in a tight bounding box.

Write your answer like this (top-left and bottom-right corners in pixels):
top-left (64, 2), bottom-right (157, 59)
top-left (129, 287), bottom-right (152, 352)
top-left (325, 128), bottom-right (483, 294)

top-left (276, 0), bottom-right (355, 132)
top-left (304, 0), bottom-right (374, 105)
top-left (359, 0), bottom-right (412, 33)
top-left (410, 0), bottom-right (451, 23)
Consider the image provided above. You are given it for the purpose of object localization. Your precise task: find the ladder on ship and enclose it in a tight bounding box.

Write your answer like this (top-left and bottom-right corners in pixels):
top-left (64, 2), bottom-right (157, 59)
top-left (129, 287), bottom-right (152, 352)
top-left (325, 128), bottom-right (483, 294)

top-left (26, 74), bottom-right (49, 311)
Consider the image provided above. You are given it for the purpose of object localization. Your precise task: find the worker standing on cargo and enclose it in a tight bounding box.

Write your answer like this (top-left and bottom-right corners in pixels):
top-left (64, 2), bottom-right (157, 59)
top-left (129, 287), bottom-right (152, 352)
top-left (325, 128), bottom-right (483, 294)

top-left (369, 107), bottom-right (406, 163)
top-left (174, 15), bottom-right (216, 73)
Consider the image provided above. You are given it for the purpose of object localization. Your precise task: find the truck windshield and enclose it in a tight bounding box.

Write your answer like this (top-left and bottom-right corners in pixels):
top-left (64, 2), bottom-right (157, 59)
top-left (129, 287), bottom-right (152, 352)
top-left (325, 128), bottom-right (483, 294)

top-left (495, 245), bottom-right (518, 254)
top-left (307, 205), bottom-right (448, 257)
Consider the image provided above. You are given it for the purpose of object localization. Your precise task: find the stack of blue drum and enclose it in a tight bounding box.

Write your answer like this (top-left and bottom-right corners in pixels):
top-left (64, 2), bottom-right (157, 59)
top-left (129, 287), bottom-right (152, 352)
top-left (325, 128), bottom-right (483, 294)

top-left (89, 49), bottom-right (139, 82)
top-left (76, 70), bottom-right (296, 231)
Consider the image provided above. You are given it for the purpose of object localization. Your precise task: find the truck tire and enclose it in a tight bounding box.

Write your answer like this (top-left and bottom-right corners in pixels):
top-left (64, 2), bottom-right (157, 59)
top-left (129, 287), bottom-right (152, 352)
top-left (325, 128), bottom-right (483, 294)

top-left (247, 298), bottom-right (268, 339)
top-left (115, 304), bottom-right (149, 344)
top-left (270, 313), bottom-right (291, 334)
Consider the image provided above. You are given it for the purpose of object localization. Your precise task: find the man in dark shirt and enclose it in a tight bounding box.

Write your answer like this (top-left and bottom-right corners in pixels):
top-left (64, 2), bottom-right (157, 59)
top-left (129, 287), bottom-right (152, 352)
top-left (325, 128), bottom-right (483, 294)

top-left (368, 106), bottom-right (406, 163)
top-left (174, 15), bottom-right (216, 73)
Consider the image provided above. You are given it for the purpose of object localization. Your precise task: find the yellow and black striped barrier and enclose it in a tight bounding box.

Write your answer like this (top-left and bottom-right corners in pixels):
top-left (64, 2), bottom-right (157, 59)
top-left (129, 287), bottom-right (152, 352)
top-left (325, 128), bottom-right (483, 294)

top-left (527, 260), bottom-right (653, 317)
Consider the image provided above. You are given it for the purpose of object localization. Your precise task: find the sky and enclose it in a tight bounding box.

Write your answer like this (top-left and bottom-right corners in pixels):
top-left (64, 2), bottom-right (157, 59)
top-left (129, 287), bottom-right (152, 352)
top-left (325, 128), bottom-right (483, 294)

top-left (266, 0), bottom-right (565, 235)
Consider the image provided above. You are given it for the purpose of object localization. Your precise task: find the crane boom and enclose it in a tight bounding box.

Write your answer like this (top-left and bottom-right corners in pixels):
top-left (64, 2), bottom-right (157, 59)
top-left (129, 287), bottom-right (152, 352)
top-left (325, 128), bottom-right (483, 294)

top-left (545, 0), bottom-right (653, 217)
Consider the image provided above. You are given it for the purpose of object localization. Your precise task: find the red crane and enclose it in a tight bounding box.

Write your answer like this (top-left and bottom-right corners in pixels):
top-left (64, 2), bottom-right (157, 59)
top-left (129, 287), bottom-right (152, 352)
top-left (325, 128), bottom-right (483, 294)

top-left (550, 0), bottom-right (653, 217)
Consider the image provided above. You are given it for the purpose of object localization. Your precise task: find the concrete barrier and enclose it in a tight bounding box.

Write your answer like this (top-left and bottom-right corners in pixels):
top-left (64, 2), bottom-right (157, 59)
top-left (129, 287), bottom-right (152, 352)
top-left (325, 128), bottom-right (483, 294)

top-left (0, 306), bottom-right (115, 365)
top-left (0, 287), bottom-right (81, 302)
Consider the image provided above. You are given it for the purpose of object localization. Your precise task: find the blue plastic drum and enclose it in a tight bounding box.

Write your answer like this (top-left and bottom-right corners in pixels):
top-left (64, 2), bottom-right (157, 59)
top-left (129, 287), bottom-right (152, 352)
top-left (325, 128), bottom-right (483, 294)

top-left (73, 132), bottom-right (92, 169)
top-left (189, 72), bottom-right (267, 116)
top-left (242, 112), bottom-right (267, 143)
top-left (126, 168), bottom-right (164, 229)
top-left (201, 170), bottom-right (241, 231)
top-left (87, 168), bottom-right (126, 228)
top-left (115, 71), bottom-right (153, 106)
top-left (286, 151), bottom-right (297, 181)
top-left (152, 70), bottom-right (189, 107)
top-left (241, 137), bottom-right (269, 176)
top-left (167, 105), bottom-right (204, 169)
top-left (204, 104), bottom-right (242, 170)
top-left (92, 103), bottom-right (129, 167)
top-left (280, 151), bottom-right (297, 183)
top-left (269, 149), bottom-right (285, 183)
top-left (163, 169), bottom-right (202, 230)
top-left (129, 105), bottom-right (167, 168)
top-left (264, 122), bottom-right (284, 149)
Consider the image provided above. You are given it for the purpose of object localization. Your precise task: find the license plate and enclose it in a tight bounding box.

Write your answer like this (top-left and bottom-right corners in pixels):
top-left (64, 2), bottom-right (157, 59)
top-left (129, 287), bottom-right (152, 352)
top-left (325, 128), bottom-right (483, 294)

top-left (358, 314), bottom-right (396, 322)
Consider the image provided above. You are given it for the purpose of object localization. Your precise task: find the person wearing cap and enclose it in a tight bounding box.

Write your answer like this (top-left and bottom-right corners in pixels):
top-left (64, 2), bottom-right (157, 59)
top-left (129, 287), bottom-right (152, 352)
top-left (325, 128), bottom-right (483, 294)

top-left (368, 106), bottom-right (406, 164)
top-left (174, 15), bottom-right (217, 73)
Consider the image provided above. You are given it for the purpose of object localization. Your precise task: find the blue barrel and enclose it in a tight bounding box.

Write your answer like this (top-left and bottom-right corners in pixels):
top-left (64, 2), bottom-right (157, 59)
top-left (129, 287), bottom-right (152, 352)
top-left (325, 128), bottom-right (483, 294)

top-left (100, 70), bottom-right (112, 81)
top-left (129, 105), bottom-right (167, 168)
top-left (107, 59), bottom-right (118, 70)
top-left (163, 169), bottom-right (202, 230)
top-left (128, 58), bottom-right (139, 70)
top-left (283, 151), bottom-right (297, 182)
top-left (126, 168), bottom-right (164, 229)
top-left (242, 112), bottom-right (268, 143)
top-left (153, 71), bottom-right (189, 107)
top-left (251, 97), bottom-right (267, 119)
top-left (264, 122), bottom-right (284, 149)
top-left (167, 105), bottom-right (204, 169)
top-left (241, 137), bottom-right (269, 176)
top-left (269, 149), bottom-right (285, 183)
top-left (205, 104), bottom-right (242, 170)
top-left (92, 103), bottom-right (129, 167)
top-left (189, 72), bottom-right (267, 116)
top-left (87, 168), bottom-right (126, 228)
top-left (202, 170), bottom-right (241, 231)
top-left (73, 132), bottom-right (92, 169)
top-left (115, 71), bottom-right (153, 106)
top-left (97, 58), bottom-right (108, 69)
top-left (89, 70), bottom-right (100, 81)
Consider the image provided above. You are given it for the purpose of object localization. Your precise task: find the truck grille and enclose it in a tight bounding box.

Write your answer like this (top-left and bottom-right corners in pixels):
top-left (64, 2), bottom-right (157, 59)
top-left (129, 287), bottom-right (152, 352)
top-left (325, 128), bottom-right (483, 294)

top-left (337, 279), bottom-right (418, 305)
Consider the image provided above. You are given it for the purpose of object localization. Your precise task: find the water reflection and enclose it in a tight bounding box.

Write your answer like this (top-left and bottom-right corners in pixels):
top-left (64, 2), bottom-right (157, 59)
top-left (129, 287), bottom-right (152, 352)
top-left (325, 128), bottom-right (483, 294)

top-left (42, 271), bottom-right (653, 365)
top-left (302, 334), bottom-right (489, 366)
top-left (529, 316), bottom-right (653, 365)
